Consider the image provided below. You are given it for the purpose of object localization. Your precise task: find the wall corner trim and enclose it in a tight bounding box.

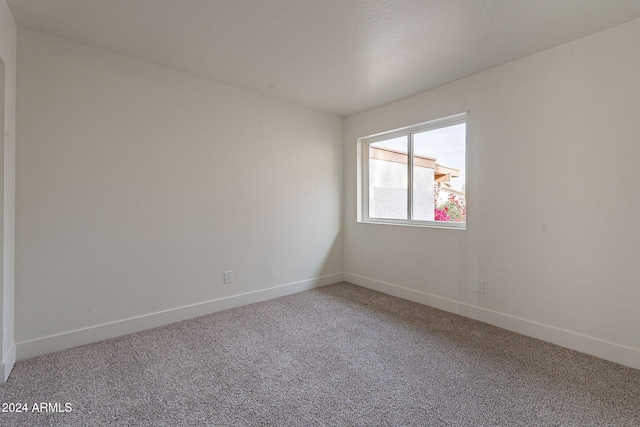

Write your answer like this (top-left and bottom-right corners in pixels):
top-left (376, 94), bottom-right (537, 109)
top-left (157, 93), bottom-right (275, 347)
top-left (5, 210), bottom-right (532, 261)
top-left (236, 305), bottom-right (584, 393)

top-left (1, 343), bottom-right (16, 382)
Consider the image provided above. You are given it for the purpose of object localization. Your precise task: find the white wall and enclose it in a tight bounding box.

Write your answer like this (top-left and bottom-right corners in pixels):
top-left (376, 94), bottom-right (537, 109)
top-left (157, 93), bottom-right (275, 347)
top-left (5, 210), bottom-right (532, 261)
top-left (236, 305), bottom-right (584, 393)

top-left (15, 29), bottom-right (343, 359)
top-left (12, 16), bottom-right (640, 371)
top-left (0, 0), bottom-right (16, 381)
top-left (344, 19), bottom-right (640, 369)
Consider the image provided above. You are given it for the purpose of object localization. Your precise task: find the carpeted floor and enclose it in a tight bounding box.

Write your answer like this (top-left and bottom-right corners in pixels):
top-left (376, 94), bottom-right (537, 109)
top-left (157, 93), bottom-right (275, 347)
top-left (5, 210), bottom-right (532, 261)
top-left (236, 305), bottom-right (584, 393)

top-left (0, 282), bottom-right (638, 426)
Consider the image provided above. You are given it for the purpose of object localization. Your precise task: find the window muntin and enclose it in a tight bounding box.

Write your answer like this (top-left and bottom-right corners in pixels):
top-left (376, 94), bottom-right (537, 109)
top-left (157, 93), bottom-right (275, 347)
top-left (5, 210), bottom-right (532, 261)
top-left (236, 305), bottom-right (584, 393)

top-left (360, 113), bottom-right (466, 229)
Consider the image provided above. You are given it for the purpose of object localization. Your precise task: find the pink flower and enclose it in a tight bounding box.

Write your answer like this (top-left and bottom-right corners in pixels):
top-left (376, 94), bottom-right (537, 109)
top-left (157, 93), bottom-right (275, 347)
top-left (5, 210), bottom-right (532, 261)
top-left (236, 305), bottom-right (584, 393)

top-left (435, 208), bottom-right (450, 221)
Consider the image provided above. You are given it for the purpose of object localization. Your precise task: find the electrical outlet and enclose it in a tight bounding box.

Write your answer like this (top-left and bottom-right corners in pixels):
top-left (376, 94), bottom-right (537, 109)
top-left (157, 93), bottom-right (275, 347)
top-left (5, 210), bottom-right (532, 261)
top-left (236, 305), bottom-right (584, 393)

top-left (224, 271), bottom-right (233, 284)
top-left (475, 279), bottom-right (485, 293)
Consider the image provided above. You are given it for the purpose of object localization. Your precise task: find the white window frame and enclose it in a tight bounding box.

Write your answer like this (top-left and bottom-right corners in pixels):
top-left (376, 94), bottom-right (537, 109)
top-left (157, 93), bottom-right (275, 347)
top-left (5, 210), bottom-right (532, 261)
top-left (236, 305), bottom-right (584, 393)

top-left (358, 112), bottom-right (467, 230)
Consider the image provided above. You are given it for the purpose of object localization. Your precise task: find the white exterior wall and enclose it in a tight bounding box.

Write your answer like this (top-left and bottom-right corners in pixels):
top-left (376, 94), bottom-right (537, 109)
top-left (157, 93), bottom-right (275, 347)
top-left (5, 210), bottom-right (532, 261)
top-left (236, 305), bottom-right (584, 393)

top-left (368, 159), bottom-right (436, 221)
top-left (413, 166), bottom-right (435, 221)
top-left (345, 18), bottom-right (640, 369)
top-left (368, 158), bottom-right (407, 219)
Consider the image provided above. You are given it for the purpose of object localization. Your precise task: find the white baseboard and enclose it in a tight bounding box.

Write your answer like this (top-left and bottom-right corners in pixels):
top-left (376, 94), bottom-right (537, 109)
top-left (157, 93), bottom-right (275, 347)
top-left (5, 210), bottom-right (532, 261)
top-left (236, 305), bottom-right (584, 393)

top-left (1, 343), bottom-right (16, 382)
top-left (16, 273), bottom-right (344, 361)
top-left (344, 273), bottom-right (640, 370)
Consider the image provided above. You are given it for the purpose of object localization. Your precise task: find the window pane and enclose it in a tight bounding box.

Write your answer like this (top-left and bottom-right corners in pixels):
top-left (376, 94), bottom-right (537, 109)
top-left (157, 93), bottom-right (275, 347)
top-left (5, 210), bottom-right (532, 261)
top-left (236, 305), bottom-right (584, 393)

top-left (368, 136), bottom-right (408, 219)
top-left (412, 123), bottom-right (466, 222)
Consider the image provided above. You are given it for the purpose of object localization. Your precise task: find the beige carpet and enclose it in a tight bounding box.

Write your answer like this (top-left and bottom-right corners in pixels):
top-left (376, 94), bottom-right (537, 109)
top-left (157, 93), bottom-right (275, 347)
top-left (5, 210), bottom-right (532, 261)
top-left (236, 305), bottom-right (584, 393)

top-left (1, 282), bottom-right (638, 426)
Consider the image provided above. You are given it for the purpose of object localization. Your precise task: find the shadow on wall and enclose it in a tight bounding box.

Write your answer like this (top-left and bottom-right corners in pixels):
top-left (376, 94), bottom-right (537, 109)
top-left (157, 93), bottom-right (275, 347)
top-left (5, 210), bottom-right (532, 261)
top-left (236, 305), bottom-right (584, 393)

top-left (318, 230), bottom-right (344, 280)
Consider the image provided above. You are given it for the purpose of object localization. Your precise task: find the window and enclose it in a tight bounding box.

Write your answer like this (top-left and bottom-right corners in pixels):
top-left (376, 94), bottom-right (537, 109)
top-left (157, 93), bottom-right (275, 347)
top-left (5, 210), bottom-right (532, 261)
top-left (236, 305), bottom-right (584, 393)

top-left (359, 113), bottom-right (467, 229)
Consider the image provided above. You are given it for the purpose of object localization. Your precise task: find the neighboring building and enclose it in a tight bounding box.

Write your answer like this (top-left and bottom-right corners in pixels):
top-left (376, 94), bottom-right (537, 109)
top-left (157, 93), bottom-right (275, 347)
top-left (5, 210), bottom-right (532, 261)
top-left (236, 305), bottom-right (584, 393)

top-left (369, 146), bottom-right (462, 221)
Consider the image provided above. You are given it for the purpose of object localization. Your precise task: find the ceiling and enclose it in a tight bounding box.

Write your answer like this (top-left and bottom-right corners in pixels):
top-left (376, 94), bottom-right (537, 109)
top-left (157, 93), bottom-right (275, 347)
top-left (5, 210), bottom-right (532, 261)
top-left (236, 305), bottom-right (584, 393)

top-left (7, 1), bottom-right (640, 116)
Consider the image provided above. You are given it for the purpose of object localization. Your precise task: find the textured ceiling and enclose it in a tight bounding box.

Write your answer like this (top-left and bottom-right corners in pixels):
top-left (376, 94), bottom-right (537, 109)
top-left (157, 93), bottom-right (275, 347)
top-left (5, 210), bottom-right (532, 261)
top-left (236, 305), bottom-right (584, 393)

top-left (7, 0), bottom-right (640, 116)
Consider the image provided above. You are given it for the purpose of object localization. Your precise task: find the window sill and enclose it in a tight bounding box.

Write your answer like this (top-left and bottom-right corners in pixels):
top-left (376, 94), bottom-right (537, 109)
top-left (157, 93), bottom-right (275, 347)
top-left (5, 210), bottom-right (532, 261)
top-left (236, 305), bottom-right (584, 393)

top-left (358, 218), bottom-right (466, 230)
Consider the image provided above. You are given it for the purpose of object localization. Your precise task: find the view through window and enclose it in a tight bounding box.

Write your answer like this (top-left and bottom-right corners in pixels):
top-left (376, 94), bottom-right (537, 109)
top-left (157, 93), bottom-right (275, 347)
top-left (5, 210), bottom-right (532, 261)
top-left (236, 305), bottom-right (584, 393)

top-left (362, 114), bottom-right (466, 228)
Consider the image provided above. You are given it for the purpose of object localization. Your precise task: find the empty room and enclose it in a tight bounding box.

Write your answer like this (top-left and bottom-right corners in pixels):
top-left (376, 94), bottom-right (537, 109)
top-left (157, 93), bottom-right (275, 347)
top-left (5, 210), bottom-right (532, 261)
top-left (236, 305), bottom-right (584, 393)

top-left (0, 0), bottom-right (639, 425)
